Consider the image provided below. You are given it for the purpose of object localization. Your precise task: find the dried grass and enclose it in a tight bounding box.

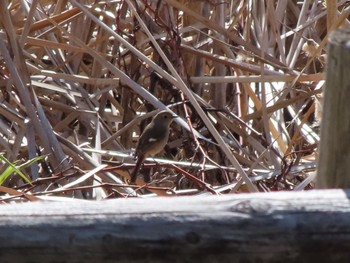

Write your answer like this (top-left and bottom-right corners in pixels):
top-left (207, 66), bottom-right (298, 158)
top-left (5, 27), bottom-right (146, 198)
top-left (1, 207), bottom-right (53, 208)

top-left (0, 0), bottom-right (346, 201)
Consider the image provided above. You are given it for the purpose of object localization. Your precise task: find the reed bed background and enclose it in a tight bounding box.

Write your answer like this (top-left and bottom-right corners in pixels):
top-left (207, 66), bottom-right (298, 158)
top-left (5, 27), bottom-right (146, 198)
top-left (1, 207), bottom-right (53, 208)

top-left (0, 0), bottom-right (345, 201)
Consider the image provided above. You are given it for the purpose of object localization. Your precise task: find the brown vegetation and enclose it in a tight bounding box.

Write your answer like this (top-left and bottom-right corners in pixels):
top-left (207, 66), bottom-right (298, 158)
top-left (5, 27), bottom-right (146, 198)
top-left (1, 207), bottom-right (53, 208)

top-left (0, 0), bottom-right (345, 201)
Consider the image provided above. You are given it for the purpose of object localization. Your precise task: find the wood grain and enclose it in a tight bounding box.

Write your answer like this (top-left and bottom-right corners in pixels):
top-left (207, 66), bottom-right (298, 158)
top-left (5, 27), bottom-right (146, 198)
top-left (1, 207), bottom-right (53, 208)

top-left (317, 29), bottom-right (350, 188)
top-left (0, 189), bottom-right (350, 262)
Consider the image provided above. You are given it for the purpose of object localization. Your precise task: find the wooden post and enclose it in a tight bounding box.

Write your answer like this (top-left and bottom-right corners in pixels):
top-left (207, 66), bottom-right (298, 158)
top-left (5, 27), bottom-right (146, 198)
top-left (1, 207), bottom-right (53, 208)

top-left (317, 29), bottom-right (350, 188)
top-left (1, 190), bottom-right (350, 262)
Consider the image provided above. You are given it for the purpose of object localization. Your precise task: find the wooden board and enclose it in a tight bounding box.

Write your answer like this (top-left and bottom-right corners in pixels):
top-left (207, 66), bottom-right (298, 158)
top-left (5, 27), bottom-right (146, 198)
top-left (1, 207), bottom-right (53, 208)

top-left (0, 189), bottom-right (350, 262)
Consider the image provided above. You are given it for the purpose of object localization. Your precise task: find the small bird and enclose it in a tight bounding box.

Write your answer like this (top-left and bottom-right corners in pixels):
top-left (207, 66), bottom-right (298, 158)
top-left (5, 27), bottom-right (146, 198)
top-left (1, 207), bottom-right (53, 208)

top-left (130, 110), bottom-right (177, 184)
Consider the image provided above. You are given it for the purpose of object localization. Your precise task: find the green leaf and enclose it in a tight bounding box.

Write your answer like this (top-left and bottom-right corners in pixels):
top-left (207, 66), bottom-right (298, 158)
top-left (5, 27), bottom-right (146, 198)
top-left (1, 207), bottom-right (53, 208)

top-left (0, 154), bottom-right (46, 185)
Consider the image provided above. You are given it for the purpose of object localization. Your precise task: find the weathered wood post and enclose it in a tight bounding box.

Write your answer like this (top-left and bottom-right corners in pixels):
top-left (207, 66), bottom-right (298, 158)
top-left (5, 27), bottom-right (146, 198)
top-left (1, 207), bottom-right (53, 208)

top-left (317, 29), bottom-right (350, 188)
top-left (2, 190), bottom-right (350, 263)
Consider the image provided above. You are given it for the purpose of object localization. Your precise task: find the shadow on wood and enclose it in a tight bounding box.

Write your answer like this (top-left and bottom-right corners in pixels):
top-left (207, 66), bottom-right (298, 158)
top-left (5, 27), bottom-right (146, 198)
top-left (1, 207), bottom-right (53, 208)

top-left (317, 28), bottom-right (350, 188)
top-left (1, 189), bottom-right (350, 262)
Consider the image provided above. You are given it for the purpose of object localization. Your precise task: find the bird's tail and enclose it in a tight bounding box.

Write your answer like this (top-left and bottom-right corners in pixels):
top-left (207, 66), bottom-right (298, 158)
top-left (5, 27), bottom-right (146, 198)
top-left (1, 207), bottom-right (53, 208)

top-left (130, 154), bottom-right (145, 183)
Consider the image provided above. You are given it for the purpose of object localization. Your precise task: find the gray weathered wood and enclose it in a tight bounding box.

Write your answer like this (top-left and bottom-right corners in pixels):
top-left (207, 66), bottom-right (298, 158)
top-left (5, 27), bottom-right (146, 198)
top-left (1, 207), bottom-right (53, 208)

top-left (317, 29), bottom-right (350, 188)
top-left (1, 189), bottom-right (350, 262)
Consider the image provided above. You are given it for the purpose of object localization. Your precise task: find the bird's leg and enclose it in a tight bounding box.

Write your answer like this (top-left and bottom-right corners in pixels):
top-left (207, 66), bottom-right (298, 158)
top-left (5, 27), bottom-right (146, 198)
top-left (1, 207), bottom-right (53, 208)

top-left (148, 158), bottom-right (164, 183)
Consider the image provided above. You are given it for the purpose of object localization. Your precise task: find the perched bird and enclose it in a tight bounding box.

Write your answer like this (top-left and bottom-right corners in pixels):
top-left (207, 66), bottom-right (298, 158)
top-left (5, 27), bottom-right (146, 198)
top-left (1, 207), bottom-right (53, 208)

top-left (130, 110), bottom-right (176, 183)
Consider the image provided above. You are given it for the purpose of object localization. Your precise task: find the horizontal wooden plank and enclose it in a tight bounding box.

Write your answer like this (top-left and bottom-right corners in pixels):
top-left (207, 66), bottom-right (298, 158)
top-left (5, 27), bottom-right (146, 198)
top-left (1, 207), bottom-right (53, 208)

top-left (0, 189), bottom-right (350, 263)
